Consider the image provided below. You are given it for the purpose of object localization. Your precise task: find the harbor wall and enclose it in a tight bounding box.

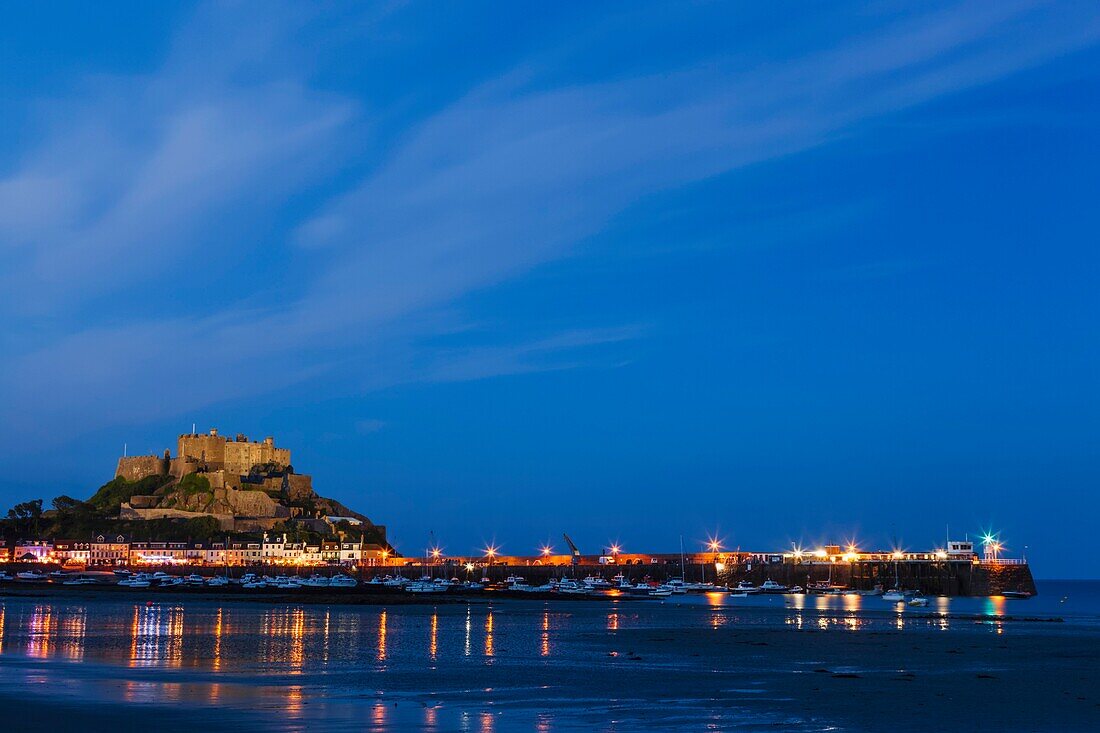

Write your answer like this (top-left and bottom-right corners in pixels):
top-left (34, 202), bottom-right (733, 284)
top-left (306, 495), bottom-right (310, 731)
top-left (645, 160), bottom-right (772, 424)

top-left (378, 559), bottom-right (1035, 596)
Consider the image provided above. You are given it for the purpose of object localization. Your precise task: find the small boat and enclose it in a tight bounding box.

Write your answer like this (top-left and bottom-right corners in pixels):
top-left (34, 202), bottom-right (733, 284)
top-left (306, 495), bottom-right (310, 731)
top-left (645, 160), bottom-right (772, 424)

top-left (300, 574), bottom-right (331, 588)
top-left (0, 571), bottom-right (13, 582)
top-left (206, 576), bottom-right (229, 587)
top-left (243, 580), bottom-right (268, 589)
top-left (62, 577), bottom-right (100, 586)
top-left (907, 593), bottom-right (930, 607)
top-left (127, 580), bottom-right (151, 588)
top-left (759, 579), bottom-right (789, 594)
top-left (859, 584), bottom-right (885, 597)
top-left (789, 585), bottom-right (804, 594)
top-left (113, 569), bottom-right (132, 578)
top-left (184, 574), bottom-right (205, 586)
top-left (49, 570), bottom-right (69, 579)
top-left (405, 580), bottom-right (447, 594)
top-left (1002, 590), bottom-right (1033, 600)
top-left (160, 576), bottom-right (183, 587)
top-left (882, 589), bottom-right (908, 602)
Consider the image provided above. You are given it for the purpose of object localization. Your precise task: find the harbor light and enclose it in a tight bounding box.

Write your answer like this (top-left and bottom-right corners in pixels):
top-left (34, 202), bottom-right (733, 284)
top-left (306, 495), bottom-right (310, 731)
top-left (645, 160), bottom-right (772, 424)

top-left (842, 552), bottom-right (857, 563)
top-left (430, 547), bottom-right (442, 560)
top-left (540, 545), bottom-right (553, 557)
top-left (935, 550), bottom-right (948, 560)
top-left (464, 562), bottom-right (474, 572)
top-left (609, 543), bottom-right (621, 555)
top-left (892, 550), bottom-right (903, 560)
top-left (707, 538), bottom-right (722, 553)
top-left (813, 548), bottom-right (827, 558)
top-left (484, 545), bottom-right (499, 559)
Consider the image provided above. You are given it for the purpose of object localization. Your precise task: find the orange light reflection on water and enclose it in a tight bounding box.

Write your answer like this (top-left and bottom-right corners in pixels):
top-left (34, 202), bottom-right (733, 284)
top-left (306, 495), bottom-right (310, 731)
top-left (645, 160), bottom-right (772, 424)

top-left (484, 611), bottom-right (495, 657)
top-left (378, 610), bottom-right (388, 662)
top-left (540, 610), bottom-right (550, 657)
top-left (430, 612), bottom-right (438, 661)
top-left (26, 604), bottom-right (54, 658)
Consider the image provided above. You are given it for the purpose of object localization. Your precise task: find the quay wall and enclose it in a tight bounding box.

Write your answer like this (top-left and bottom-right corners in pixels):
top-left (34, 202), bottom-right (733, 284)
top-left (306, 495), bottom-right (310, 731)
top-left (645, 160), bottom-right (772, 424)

top-left (376, 559), bottom-right (1036, 597)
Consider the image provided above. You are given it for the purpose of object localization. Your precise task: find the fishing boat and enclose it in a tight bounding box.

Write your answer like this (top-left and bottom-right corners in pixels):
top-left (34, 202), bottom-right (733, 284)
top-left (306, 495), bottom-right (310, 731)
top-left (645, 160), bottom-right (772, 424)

top-left (732, 580), bottom-right (760, 595)
top-left (582, 575), bottom-right (612, 589)
top-left (759, 579), bottom-right (789, 594)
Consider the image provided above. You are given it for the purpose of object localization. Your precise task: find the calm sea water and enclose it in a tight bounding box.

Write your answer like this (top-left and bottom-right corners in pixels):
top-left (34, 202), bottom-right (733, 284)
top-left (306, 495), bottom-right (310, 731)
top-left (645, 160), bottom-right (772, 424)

top-left (0, 580), bottom-right (1096, 732)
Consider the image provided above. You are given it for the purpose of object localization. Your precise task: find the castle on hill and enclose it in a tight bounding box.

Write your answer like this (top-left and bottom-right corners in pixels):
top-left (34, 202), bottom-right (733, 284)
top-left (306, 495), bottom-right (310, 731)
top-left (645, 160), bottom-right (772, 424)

top-left (114, 428), bottom-right (381, 539)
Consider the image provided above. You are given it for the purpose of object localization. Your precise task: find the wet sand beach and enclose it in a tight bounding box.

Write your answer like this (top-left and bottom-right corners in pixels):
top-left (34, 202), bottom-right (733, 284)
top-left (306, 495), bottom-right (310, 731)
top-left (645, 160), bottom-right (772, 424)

top-left (0, 581), bottom-right (1097, 732)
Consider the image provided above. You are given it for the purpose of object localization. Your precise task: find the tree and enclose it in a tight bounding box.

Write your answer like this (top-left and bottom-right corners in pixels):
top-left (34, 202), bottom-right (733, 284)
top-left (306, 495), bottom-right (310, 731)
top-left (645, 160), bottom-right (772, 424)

top-left (7, 499), bottom-right (43, 537)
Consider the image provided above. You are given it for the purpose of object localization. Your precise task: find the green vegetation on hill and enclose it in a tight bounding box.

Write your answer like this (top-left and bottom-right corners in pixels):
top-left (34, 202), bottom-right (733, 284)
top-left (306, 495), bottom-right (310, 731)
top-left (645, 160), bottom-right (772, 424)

top-left (88, 474), bottom-right (173, 513)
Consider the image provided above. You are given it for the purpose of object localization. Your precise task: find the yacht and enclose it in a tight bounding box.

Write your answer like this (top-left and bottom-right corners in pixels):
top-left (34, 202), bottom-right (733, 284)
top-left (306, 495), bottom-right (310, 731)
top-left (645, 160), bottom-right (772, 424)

top-left (759, 579), bottom-right (789, 594)
top-left (329, 574), bottom-right (359, 588)
top-left (16, 570), bottom-right (49, 582)
top-left (731, 580), bottom-right (760, 595)
top-left (300, 574), bottom-right (332, 588)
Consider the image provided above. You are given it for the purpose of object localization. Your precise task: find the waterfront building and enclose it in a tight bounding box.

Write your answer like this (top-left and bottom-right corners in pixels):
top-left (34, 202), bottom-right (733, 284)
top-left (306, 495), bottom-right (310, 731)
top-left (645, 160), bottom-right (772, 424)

top-left (89, 534), bottom-right (130, 565)
top-left (52, 540), bottom-right (91, 566)
top-left (14, 540), bottom-right (53, 562)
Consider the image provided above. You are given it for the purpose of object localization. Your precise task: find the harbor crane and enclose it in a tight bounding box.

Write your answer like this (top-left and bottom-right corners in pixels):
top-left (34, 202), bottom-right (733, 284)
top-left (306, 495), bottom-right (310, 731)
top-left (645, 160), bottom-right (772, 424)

top-left (563, 533), bottom-right (581, 572)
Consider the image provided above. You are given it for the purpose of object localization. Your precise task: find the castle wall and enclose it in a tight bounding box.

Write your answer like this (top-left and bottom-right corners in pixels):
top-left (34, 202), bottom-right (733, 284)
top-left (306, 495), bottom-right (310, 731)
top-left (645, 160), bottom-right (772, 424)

top-left (116, 455), bottom-right (168, 482)
top-left (119, 503), bottom-right (236, 530)
top-left (177, 431), bottom-right (291, 475)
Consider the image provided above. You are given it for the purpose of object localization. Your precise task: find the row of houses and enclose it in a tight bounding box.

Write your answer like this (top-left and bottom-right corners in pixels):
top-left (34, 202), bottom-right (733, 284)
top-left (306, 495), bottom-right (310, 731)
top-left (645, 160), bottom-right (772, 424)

top-left (0, 533), bottom-right (389, 567)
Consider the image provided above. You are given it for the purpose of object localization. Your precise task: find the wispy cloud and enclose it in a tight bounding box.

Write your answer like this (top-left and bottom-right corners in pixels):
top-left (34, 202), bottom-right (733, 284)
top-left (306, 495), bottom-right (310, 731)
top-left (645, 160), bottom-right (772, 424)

top-left (1, 1), bottom-right (1098, 453)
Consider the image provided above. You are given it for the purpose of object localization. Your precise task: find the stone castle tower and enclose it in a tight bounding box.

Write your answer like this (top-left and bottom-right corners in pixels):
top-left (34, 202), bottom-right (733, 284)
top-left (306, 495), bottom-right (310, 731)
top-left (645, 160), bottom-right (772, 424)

top-left (116, 428), bottom-right (291, 481)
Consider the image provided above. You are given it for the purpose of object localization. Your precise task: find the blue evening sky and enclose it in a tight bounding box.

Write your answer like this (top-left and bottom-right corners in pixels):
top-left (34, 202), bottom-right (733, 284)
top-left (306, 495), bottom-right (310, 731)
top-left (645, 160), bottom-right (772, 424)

top-left (1, 2), bottom-right (1098, 576)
